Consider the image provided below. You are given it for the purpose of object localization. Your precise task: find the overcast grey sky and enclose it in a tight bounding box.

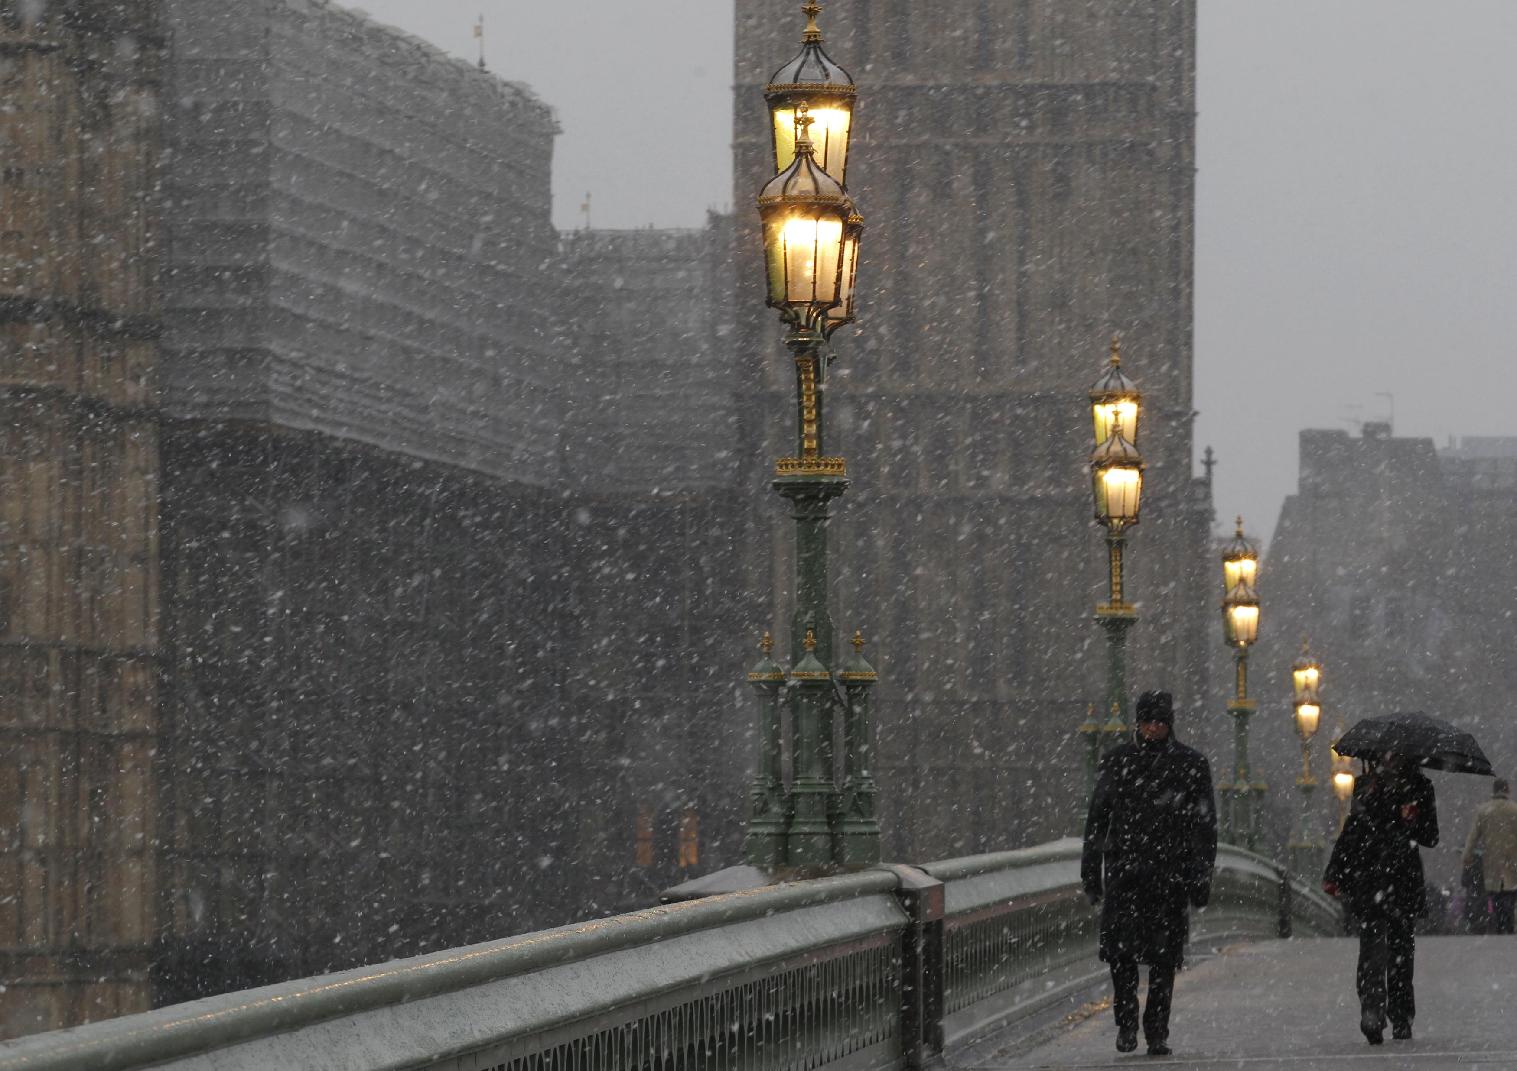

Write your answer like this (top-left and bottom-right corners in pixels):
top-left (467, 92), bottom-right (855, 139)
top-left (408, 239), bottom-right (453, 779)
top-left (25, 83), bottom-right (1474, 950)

top-left (360, 0), bottom-right (1517, 543)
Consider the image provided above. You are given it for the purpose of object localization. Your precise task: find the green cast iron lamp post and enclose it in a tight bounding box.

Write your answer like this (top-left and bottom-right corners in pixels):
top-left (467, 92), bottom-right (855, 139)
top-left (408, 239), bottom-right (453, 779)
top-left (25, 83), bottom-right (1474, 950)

top-left (1330, 720), bottom-right (1355, 838)
top-left (1220, 517), bottom-right (1263, 848)
top-left (742, 3), bottom-right (879, 871)
top-left (1087, 337), bottom-right (1144, 786)
top-left (1287, 640), bottom-right (1325, 875)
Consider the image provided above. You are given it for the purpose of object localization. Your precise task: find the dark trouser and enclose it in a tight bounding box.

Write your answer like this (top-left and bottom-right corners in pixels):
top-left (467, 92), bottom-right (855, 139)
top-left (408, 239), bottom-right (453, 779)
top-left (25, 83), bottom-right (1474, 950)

top-left (1111, 959), bottom-right (1176, 1043)
top-left (1493, 891), bottom-right (1517, 935)
top-left (1356, 914), bottom-right (1415, 1027)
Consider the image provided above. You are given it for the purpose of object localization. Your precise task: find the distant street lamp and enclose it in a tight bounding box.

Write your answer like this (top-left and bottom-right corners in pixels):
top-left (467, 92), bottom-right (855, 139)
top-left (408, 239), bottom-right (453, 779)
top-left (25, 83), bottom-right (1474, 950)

top-left (1330, 721), bottom-right (1355, 837)
top-left (742, 3), bottom-right (878, 871)
top-left (1287, 640), bottom-right (1325, 875)
top-left (1220, 517), bottom-right (1263, 849)
top-left (1087, 336), bottom-right (1144, 776)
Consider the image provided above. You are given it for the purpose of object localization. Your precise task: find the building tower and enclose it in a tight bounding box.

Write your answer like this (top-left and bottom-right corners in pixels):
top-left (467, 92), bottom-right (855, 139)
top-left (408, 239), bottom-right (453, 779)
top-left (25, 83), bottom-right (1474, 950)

top-left (733, 1), bottom-right (1211, 855)
top-left (0, 1), bottom-right (164, 1036)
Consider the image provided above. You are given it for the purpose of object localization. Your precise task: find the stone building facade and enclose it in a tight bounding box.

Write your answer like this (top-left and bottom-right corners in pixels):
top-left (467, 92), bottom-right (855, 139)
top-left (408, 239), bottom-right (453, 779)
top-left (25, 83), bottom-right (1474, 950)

top-left (0, 1), bottom-right (164, 1035)
top-left (1, 0), bottom-right (1219, 1036)
top-left (1254, 427), bottom-right (1517, 876)
top-left (732, 0), bottom-right (1212, 856)
top-left (0, 0), bottom-right (745, 1034)
top-left (150, 0), bottom-right (744, 1001)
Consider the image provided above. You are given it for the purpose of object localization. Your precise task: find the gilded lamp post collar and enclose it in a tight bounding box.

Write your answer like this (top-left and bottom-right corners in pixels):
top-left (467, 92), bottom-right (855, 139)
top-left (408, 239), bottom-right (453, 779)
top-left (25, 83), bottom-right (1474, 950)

top-left (748, 630), bottom-right (786, 683)
top-left (791, 626), bottom-right (830, 680)
top-left (839, 628), bottom-right (878, 682)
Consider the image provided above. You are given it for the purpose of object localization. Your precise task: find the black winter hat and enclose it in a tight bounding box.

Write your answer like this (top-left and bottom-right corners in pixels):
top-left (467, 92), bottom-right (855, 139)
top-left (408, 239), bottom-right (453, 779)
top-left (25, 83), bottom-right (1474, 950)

top-left (1136, 690), bottom-right (1174, 725)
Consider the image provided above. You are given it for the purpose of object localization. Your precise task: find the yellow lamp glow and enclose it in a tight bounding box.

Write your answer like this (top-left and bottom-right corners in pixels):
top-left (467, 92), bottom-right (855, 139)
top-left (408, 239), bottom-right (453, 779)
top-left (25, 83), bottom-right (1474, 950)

top-left (1221, 516), bottom-right (1259, 597)
top-left (1093, 401), bottom-right (1139, 447)
top-left (757, 106), bottom-right (851, 322)
top-left (1332, 770), bottom-right (1355, 802)
top-left (1224, 601), bottom-right (1259, 647)
top-left (1292, 641), bottom-right (1323, 703)
top-left (825, 212), bottom-right (863, 331)
top-left (765, 4), bottom-right (856, 185)
top-left (1223, 556), bottom-right (1258, 594)
top-left (1089, 336), bottom-right (1141, 445)
top-left (1090, 419), bottom-right (1144, 527)
top-left (1295, 702), bottom-right (1321, 738)
top-left (764, 214), bottom-right (845, 309)
top-left (1095, 466), bottom-right (1142, 524)
top-left (771, 105), bottom-right (852, 183)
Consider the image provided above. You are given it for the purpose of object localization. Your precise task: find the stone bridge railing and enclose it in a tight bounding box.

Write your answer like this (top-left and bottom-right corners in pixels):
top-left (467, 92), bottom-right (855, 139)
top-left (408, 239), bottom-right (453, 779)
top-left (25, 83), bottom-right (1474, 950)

top-left (0, 840), bottom-right (1339, 1071)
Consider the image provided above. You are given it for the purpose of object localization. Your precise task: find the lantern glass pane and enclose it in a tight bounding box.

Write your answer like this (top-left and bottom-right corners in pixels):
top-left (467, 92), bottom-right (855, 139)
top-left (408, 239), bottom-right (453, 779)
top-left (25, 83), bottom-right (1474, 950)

top-left (1226, 604), bottom-right (1259, 645)
top-left (1092, 400), bottom-right (1140, 446)
top-left (1223, 557), bottom-right (1258, 593)
top-left (771, 103), bottom-right (852, 183)
top-left (765, 212), bottom-right (844, 309)
top-left (1292, 665), bottom-right (1321, 702)
top-left (786, 214), bottom-right (843, 306)
top-left (1332, 771), bottom-right (1355, 801)
top-left (828, 225), bottom-right (860, 324)
top-left (1295, 702), bottom-right (1321, 737)
top-left (1094, 466), bottom-right (1142, 522)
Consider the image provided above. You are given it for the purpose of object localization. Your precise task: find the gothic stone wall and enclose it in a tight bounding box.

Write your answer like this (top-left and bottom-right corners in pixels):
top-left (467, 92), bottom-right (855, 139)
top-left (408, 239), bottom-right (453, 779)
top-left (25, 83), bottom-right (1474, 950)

top-left (151, 2), bottom-right (748, 997)
top-left (1254, 429), bottom-right (1517, 875)
top-left (733, 0), bottom-right (1212, 858)
top-left (162, 0), bottom-right (563, 479)
top-left (0, 0), bottom-right (162, 1037)
top-left (155, 424), bottom-right (746, 994)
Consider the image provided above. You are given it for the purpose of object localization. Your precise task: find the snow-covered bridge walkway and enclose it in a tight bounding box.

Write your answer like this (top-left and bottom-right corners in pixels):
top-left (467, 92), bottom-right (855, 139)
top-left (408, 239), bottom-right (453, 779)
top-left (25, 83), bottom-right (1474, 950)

top-left (966, 936), bottom-right (1516, 1070)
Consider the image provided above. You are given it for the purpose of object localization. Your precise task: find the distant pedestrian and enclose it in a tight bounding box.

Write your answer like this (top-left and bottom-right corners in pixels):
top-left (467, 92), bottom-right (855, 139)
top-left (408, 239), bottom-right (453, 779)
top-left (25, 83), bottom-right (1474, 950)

top-left (1082, 690), bottom-right (1217, 1058)
top-left (1323, 755), bottom-right (1438, 1045)
top-left (1462, 778), bottom-right (1517, 935)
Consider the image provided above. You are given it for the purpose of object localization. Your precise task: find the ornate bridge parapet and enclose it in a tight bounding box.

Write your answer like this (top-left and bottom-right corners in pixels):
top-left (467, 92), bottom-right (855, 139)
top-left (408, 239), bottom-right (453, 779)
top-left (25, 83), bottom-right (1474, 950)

top-left (0, 841), bottom-right (1338, 1071)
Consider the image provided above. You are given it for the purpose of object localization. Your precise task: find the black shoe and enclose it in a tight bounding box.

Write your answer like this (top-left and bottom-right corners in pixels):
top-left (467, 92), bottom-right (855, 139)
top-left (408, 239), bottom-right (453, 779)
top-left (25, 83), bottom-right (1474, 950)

top-left (1361, 1009), bottom-right (1385, 1045)
top-left (1147, 1040), bottom-right (1173, 1056)
top-left (1117, 1028), bottom-right (1138, 1053)
top-left (1391, 1021), bottom-right (1412, 1041)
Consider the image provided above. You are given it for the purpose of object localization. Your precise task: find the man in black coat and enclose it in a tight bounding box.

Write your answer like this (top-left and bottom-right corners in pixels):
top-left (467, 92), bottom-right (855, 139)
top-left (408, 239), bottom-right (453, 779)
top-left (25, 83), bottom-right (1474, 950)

top-left (1082, 690), bottom-right (1217, 1056)
top-left (1323, 756), bottom-right (1438, 1044)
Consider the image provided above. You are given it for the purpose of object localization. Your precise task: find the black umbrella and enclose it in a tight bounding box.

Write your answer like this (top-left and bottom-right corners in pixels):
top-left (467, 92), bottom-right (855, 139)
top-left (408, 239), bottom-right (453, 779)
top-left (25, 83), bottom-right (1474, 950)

top-left (1335, 710), bottom-right (1494, 776)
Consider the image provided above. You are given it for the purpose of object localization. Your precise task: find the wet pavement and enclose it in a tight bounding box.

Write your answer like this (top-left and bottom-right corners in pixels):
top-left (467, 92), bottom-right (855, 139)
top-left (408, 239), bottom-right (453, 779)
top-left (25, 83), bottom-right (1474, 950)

top-left (957, 936), bottom-right (1517, 1070)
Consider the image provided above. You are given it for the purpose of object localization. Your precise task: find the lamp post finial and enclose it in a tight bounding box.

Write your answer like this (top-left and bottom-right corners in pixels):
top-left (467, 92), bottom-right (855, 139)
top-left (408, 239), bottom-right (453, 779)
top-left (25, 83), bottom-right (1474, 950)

top-left (802, 2), bottom-right (823, 42)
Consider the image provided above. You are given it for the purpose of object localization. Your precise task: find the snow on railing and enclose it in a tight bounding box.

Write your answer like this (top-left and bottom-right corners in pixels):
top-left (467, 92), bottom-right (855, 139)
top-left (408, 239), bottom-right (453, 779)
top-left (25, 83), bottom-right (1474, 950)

top-left (0, 842), bottom-right (1337, 1071)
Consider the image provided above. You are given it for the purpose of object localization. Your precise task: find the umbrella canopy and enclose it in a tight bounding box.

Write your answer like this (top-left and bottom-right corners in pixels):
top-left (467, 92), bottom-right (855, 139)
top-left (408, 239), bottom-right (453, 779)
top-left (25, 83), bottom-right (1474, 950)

top-left (1336, 710), bottom-right (1494, 776)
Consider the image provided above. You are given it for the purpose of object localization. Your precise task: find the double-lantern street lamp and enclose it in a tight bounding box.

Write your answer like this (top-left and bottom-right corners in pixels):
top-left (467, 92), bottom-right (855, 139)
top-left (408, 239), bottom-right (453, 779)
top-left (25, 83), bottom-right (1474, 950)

top-left (1287, 641), bottom-right (1325, 874)
top-left (1330, 720), bottom-right (1355, 835)
top-left (1080, 337), bottom-right (1145, 798)
top-left (744, 2), bottom-right (879, 871)
top-left (1220, 518), bottom-right (1263, 849)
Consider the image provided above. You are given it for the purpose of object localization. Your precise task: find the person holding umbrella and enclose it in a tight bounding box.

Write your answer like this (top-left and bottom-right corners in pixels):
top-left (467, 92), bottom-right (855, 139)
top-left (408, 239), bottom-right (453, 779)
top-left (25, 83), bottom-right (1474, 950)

top-left (1323, 710), bottom-right (1492, 1045)
top-left (1323, 754), bottom-right (1437, 1044)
